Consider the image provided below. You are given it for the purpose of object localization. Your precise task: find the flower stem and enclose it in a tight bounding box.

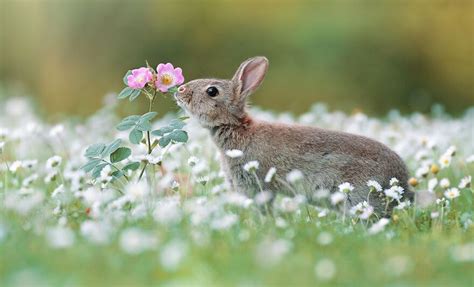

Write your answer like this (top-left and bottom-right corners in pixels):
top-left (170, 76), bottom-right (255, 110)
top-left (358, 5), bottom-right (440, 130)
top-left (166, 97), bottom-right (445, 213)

top-left (138, 91), bottom-right (157, 182)
top-left (342, 198), bottom-right (347, 223)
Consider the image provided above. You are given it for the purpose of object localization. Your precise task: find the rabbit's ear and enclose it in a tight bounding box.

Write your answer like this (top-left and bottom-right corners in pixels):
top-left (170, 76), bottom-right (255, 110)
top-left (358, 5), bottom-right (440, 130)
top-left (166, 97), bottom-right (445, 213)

top-left (232, 56), bottom-right (269, 100)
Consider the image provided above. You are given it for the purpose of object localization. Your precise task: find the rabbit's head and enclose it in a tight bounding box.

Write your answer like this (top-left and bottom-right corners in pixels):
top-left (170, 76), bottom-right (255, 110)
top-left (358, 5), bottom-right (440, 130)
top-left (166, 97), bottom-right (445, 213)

top-left (175, 56), bottom-right (268, 128)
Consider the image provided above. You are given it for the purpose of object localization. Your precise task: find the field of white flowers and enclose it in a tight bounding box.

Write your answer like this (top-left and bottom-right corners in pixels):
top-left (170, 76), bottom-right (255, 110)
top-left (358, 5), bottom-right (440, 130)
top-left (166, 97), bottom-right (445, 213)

top-left (1, 95), bottom-right (473, 286)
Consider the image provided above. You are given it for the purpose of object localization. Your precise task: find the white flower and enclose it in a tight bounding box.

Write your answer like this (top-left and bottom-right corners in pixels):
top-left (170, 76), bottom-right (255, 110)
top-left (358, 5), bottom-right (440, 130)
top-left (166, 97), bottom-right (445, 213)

top-left (286, 169), bottom-right (304, 183)
top-left (80, 220), bottom-right (110, 245)
top-left (22, 174), bottom-right (38, 187)
top-left (51, 184), bottom-right (66, 198)
top-left (338, 182), bottom-right (354, 193)
top-left (389, 178), bottom-right (399, 186)
top-left (0, 128), bottom-right (9, 139)
top-left (0, 141), bottom-right (4, 153)
top-left (148, 155), bottom-right (162, 165)
top-left (119, 228), bottom-right (157, 255)
top-left (160, 240), bottom-right (187, 271)
top-left (9, 161), bottom-right (22, 173)
top-left (317, 232), bottom-right (333, 246)
top-left (430, 211), bottom-right (439, 219)
top-left (196, 175), bottom-right (209, 185)
top-left (439, 147), bottom-right (454, 168)
top-left (350, 201), bottom-right (374, 220)
top-left (49, 124), bottom-right (64, 137)
top-left (466, 155), bottom-right (474, 163)
top-left (428, 178), bottom-right (438, 192)
top-left (436, 197), bottom-right (449, 206)
top-left (439, 178), bottom-right (450, 189)
top-left (44, 171), bottom-right (58, 183)
top-left (314, 258), bottom-right (336, 281)
top-left (46, 226), bottom-right (75, 249)
top-left (255, 191), bottom-right (273, 205)
top-left (384, 186), bottom-right (404, 200)
top-left (22, 159), bottom-right (38, 169)
top-left (264, 167), bottom-right (277, 183)
top-left (210, 214), bottom-right (238, 230)
top-left (153, 198), bottom-right (182, 225)
top-left (445, 145), bottom-right (456, 156)
top-left (125, 181), bottom-right (149, 201)
top-left (46, 155), bottom-right (62, 170)
top-left (367, 180), bottom-right (382, 192)
top-left (275, 217), bottom-right (288, 228)
top-left (330, 192), bottom-right (346, 205)
top-left (255, 238), bottom-right (292, 267)
top-left (243, 160), bottom-right (259, 173)
top-left (444, 188), bottom-right (460, 200)
top-left (225, 149), bottom-right (244, 158)
top-left (99, 165), bottom-right (113, 184)
top-left (278, 196), bottom-right (302, 213)
top-left (384, 255), bottom-right (412, 277)
top-left (415, 165), bottom-right (430, 178)
top-left (458, 176), bottom-right (471, 189)
top-left (187, 156), bottom-right (199, 166)
top-left (450, 243), bottom-right (474, 262)
top-left (171, 180), bottom-right (180, 191)
top-left (368, 218), bottom-right (390, 235)
top-left (395, 200), bottom-right (411, 210)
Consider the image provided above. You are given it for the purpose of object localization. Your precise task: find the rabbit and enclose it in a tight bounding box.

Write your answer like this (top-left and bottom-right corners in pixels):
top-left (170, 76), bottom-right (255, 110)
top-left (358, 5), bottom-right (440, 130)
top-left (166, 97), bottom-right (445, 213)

top-left (174, 56), bottom-right (413, 216)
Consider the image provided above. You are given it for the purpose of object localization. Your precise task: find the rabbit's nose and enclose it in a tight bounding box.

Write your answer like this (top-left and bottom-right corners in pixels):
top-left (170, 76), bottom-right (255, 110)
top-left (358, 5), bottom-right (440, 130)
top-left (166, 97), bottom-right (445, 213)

top-left (178, 85), bottom-right (186, 93)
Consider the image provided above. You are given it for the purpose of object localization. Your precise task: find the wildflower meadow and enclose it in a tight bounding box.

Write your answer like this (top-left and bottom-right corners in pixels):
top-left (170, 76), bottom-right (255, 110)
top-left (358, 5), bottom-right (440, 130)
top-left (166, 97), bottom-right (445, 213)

top-left (0, 63), bottom-right (473, 286)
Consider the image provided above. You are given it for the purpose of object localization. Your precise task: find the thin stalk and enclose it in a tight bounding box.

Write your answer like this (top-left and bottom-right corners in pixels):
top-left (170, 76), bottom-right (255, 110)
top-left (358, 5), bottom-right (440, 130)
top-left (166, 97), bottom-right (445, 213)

top-left (138, 91), bottom-right (157, 182)
top-left (252, 171), bottom-right (271, 217)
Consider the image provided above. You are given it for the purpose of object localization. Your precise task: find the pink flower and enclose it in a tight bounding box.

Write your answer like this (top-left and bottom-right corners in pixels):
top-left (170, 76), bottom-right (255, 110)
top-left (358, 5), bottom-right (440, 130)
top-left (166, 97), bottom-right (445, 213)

top-left (155, 63), bottom-right (184, 92)
top-left (127, 67), bottom-right (153, 89)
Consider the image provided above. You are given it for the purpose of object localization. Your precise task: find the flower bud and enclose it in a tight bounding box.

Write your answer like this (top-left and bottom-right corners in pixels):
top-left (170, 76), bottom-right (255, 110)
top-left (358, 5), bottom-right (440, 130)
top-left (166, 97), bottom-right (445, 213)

top-left (430, 164), bottom-right (440, 174)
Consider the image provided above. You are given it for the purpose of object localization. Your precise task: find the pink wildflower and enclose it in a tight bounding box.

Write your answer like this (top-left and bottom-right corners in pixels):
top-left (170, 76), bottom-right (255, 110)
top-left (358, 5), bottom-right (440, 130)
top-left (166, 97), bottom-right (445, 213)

top-left (155, 63), bottom-right (184, 92)
top-left (127, 67), bottom-right (153, 89)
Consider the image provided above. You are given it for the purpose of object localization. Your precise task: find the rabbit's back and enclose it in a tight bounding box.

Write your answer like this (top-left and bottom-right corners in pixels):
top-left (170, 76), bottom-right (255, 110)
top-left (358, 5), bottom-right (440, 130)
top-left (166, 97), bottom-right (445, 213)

top-left (217, 119), bottom-right (411, 213)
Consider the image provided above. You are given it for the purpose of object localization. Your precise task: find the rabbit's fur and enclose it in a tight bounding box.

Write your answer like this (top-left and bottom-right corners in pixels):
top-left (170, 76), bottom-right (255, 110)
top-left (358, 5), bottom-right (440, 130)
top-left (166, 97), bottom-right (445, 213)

top-left (175, 56), bottom-right (412, 215)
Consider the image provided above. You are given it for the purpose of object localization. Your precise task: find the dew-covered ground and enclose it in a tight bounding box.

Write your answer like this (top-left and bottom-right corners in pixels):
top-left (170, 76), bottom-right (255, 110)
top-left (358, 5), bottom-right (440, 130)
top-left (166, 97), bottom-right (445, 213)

top-left (0, 96), bottom-right (473, 286)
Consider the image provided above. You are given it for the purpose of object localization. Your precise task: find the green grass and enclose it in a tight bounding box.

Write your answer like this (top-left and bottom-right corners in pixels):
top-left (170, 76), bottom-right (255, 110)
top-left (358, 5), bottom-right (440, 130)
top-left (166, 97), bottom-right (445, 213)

top-left (0, 100), bottom-right (473, 286)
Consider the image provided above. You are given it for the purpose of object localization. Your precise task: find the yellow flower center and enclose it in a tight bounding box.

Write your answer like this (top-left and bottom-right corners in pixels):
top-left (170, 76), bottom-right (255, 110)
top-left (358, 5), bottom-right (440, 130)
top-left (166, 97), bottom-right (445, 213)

top-left (161, 74), bottom-right (173, 85)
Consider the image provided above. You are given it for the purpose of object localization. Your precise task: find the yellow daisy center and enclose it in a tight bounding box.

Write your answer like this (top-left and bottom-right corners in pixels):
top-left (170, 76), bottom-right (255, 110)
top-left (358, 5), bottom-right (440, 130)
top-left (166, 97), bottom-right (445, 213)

top-left (161, 74), bottom-right (173, 85)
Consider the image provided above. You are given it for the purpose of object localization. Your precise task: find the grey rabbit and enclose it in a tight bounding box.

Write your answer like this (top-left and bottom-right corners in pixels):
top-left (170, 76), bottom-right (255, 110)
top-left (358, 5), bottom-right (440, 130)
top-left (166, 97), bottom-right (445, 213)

top-left (175, 56), bottom-right (413, 215)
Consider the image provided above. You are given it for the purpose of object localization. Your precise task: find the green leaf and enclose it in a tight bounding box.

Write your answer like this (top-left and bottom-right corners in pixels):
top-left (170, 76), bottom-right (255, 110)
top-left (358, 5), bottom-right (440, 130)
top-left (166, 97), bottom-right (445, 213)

top-left (123, 161), bottom-right (140, 171)
top-left (116, 121), bottom-right (136, 131)
top-left (169, 130), bottom-right (188, 143)
top-left (129, 89), bottom-right (141, 101)
top-left (85, 143), bottom-right (106, 158)
top-left (141, 112), bottom-right (158, 121)
top-left (129, 129), bottom-right (143, 145)
top-left (111, 170), bottom-right (124, 180)
top-left (102, 139), bottom-right (121, 157)
top-left (168, 86), bottom-right (179, 93)
top-left (151, 126), bottom-right (174, 137)
top-left (122, 115), bottom-right (141, 122)
top-left (117, 87), bottom-right (134, 99)
top-left (136, 119), bottom-right (152, 131)
top-left (92, 163), bottom-right (108, 179)
top-left (110, 147), bottom-right (131, 163)
top-left (123, 70), bottom-right (132, 85)
top-left (159, 136), bottom-right (171, 148)
top-left (169, 119), bottom-right (185, 129)
top-left (81, 158), bottom-right (102, 172)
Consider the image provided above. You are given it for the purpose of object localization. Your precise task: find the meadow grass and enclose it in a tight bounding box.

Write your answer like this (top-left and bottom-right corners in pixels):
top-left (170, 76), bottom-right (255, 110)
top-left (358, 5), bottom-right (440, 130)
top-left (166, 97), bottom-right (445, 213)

top-left (0, 97), bottom-right (473, 286)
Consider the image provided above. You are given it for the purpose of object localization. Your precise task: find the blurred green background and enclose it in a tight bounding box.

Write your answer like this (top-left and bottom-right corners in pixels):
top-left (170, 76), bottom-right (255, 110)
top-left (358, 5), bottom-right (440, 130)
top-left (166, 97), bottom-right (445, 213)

top-left (1, 0), bottom-right (473, 118)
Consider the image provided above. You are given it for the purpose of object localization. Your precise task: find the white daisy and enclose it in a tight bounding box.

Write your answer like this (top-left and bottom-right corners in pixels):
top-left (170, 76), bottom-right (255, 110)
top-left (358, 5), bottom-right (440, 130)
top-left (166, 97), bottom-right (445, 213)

top-left (225, 149), bottom-right (244, 158)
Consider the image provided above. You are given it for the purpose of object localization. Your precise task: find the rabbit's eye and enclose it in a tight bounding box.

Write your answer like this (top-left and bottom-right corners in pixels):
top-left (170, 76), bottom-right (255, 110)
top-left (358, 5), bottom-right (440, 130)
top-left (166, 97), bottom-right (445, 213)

top-left (206, 86), bottom-right (219, 97)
